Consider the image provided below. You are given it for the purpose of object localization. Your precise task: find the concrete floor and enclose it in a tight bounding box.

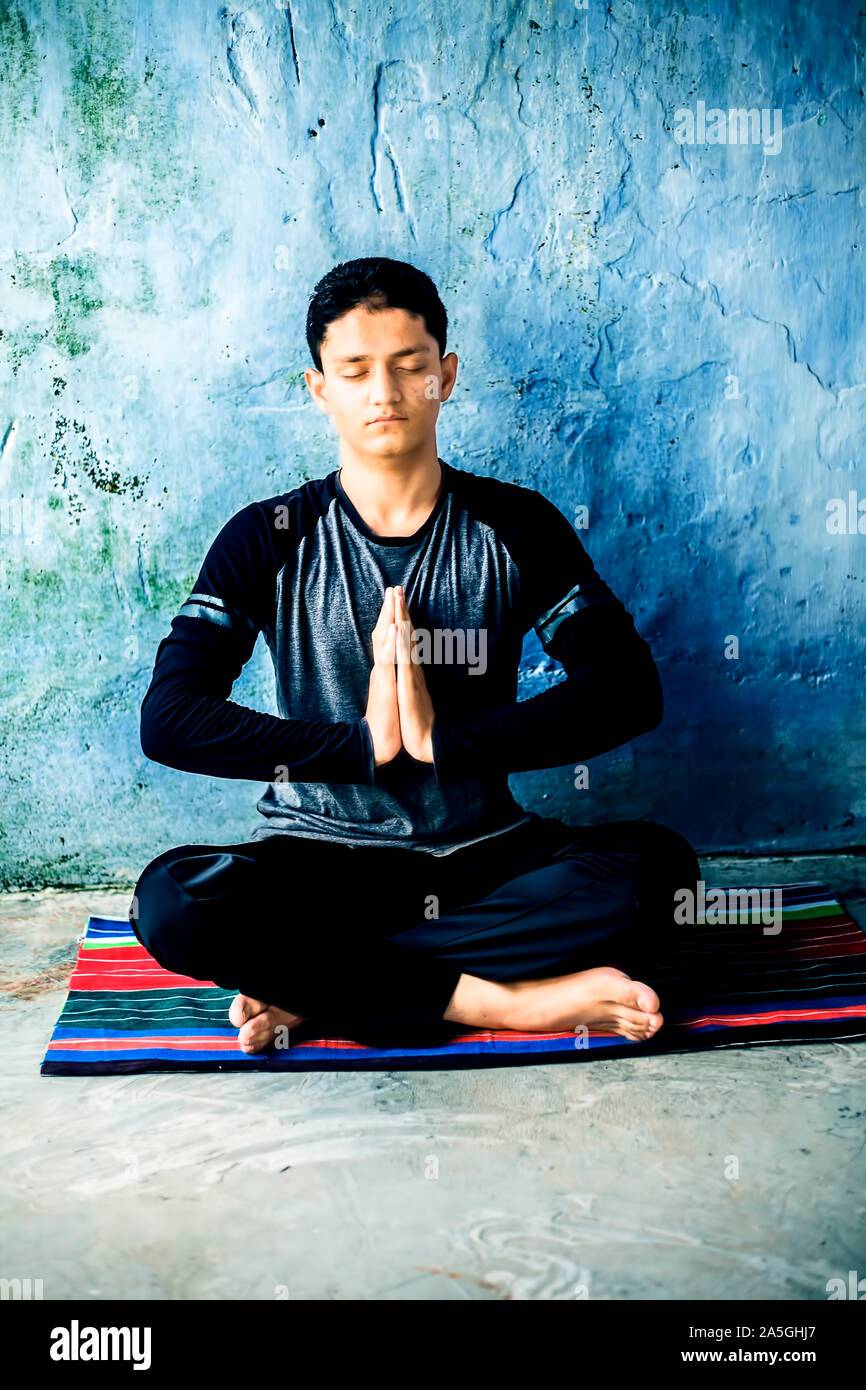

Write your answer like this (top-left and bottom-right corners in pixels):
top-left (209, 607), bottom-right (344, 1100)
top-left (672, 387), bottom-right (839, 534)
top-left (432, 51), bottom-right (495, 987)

top-left (1, 854), bottom-right (865, 1301)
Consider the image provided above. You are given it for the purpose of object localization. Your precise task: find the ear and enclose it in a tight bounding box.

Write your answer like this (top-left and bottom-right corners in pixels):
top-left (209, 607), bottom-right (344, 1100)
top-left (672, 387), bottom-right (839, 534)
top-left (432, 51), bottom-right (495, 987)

top-left (304, 365), bottom-right (331, 415)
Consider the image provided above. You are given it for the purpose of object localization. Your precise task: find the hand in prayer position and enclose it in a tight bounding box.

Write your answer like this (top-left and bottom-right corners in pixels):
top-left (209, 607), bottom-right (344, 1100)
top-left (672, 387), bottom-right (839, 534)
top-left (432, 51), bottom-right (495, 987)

top-left (364, 585), bottom-right (435, 768)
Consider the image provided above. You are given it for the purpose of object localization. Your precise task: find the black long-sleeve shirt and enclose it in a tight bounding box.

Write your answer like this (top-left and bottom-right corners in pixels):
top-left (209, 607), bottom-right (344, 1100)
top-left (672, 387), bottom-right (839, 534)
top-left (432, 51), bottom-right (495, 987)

top-left (140, 457), bottom-right (663, 853)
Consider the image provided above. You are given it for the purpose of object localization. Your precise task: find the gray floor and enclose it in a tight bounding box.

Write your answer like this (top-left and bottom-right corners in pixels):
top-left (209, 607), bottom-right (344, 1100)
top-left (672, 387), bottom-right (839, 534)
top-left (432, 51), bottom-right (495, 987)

top-left (2, 855), bottom-right (865, 1301)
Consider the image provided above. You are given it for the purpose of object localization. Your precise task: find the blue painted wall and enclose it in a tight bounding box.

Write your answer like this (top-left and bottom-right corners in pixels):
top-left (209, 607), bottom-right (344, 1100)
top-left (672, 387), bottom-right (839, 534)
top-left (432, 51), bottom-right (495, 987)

top-left (0, 0), bottom-right (862, 885)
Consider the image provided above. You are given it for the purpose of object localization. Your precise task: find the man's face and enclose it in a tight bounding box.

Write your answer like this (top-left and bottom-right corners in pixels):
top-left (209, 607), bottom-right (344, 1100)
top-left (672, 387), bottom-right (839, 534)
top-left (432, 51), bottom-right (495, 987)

top-left (305, 304), bottom-right (457, 459)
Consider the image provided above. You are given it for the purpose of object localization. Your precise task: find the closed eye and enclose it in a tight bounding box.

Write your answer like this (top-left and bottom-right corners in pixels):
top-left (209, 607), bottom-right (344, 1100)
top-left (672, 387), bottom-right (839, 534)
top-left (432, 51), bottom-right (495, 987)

top-left (341, 366), bottom-right (425, 378)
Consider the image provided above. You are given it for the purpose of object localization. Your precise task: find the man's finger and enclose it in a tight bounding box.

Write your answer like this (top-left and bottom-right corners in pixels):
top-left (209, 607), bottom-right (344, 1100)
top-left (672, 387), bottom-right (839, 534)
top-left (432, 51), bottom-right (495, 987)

top-left (376, 586), bottom-right (394, 625)
top-left (372, 589), bottom-right (395, 661)
top-left (395, 590), bottom-right (414, 656)
top-left (396, 613), bottom-right (413, 665)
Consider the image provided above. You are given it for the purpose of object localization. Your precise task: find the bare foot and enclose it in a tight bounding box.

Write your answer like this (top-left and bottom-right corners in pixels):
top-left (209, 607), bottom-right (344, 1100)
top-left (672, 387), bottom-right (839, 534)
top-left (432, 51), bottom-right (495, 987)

top-left (512, 966), bottom-right (663, 1040)
top-left (446, 966), bottom-right (664, 1041)
top-left (229, 993), bottom-right (305, 1054)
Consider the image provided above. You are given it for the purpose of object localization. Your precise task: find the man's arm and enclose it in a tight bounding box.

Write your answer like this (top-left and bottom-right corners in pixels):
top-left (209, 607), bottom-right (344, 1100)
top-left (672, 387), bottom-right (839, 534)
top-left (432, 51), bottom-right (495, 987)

top-left (140, 502), bottom-right (376, 785)
top-left (430, 491), bottom-right (663, 781)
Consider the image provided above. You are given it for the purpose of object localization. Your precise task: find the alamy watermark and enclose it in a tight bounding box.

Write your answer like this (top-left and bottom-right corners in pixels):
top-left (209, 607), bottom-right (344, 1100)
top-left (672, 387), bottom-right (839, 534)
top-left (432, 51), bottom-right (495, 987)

top-left (672, 100), bottom-right (783, 156)
top-left (49, 1320), bottom-right (151, 1370)
top-left (398, 621), bottom-right (487, 675)
top-left (674, 882), bottom-right (782, 935)
top-left (0, 1276), bottom-right (43, 1299)
top-left (826, 1270), bottom-right (865, 1299)
top-left (0, 495), bottom-right (43, 543)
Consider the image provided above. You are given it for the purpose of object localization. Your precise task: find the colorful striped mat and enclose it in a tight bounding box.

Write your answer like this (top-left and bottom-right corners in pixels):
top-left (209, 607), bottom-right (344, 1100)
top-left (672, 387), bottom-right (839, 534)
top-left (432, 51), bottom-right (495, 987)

top-left (41, 882), bottom-right (866, 1074)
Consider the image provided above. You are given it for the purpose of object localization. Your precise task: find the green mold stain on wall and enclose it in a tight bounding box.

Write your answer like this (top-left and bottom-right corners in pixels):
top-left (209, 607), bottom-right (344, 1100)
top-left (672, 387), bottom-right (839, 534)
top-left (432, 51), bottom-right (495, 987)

top-left (3, 324), bottom-right (49, 377)
top-left (131, 260), bottom-right (157, 312)
top-left (0, 3), bottom-right (40, 125)
top-left (10, 252), bottom-right (105, 360)
top-left (60, 5), bottom-right (205, 218)
top-left (62, 1), bottom-right (137, 182)
top-left (49, 415), bottom-right (149, 522)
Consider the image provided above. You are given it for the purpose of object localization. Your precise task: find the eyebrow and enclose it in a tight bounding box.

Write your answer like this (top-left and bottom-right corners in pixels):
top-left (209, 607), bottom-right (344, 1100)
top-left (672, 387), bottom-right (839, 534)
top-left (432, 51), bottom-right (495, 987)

top-left (330, 345), bottom-right (431, 364)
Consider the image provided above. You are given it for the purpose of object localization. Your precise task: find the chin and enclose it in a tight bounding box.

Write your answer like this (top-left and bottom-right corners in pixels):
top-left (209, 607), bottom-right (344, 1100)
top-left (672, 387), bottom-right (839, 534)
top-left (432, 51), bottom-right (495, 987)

top-left (367, 434), bottom-right (415, 453)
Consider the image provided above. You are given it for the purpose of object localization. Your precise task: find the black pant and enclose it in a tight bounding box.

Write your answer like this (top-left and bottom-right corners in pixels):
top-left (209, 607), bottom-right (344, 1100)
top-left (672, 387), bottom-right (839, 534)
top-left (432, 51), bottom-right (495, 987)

top-left (129, 814), bottom-right (701, 1047)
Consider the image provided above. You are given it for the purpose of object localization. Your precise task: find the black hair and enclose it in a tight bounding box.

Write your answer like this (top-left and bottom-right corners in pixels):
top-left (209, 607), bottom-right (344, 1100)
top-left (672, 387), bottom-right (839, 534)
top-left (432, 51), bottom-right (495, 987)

top-left (305, 256), bottom-right (447, 374)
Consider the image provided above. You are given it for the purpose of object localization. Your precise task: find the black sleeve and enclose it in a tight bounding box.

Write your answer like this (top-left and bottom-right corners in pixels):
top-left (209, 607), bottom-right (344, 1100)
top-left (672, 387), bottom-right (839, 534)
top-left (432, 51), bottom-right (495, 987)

top-left (140, 501), bottom-right (376, 785)
top-left (430, 490), bottom-right (663, 781)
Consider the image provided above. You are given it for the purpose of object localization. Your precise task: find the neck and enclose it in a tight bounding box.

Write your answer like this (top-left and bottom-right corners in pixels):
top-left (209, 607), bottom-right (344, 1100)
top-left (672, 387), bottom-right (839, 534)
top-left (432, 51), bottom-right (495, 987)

top-left (337, 444), bottom-right (444, 533)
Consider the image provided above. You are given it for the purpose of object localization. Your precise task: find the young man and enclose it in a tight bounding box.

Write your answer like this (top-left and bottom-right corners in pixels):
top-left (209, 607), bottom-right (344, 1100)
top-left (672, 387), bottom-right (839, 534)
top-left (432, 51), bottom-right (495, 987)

top-left (130, 256), bottom-right (701, 1054)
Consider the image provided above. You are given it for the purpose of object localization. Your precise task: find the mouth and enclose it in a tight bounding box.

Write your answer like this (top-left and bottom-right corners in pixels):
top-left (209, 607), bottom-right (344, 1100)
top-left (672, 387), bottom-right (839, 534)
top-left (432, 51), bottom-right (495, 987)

top-left (368, 416), bottom-right (406, 425)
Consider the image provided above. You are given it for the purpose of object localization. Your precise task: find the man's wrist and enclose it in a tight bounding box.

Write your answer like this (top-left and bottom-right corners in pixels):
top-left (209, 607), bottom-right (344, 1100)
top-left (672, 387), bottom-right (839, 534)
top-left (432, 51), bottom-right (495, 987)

top-left (358, 716), bottom-right (377, 784)
top-left (430, 718), bottom-right (448, 780)
top-left (420, 726), bottom-right (434, 762)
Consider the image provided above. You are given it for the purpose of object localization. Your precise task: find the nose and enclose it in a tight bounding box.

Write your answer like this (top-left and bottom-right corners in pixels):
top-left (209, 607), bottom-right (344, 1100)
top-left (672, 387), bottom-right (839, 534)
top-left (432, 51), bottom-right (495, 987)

top-left (369, 365), bottom-right (403, 408)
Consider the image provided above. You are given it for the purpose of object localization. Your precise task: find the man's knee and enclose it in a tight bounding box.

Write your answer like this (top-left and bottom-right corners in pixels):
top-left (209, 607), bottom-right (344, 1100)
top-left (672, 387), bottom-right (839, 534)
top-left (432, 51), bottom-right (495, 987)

top-left (129, 845), bottom-right (214, 958)
top-left (131, 843), bottom-right (249, 918)
top-left (628, 821), bottom-right (702, 927)
top-left (629, 820), bottom-right (700, 874)
top-left (128, 851), bottom-right (180, 957)
top-left (129, 843), bottom-right (261, 983)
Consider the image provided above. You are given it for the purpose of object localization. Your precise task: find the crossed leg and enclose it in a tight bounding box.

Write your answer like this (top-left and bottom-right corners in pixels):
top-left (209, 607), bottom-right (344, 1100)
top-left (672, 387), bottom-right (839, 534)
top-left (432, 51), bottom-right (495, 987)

top-left (130, 816), bottom-right (701, 1052)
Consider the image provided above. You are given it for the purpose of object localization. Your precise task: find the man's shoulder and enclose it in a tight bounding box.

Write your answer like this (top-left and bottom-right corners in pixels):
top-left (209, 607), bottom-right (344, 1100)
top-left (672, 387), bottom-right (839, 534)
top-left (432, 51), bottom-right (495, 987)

top-left (449, 462), bottom-right (563, 539)
top-left (218, 471), bottom-right (339, 548)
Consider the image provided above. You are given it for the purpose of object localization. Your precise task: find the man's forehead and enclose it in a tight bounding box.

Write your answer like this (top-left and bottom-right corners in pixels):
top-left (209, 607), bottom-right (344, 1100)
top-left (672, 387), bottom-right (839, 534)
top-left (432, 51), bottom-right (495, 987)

top-left (323, 305), bottom-right (432, 358)
top-left (328, 342), bottom-right (432, 363)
